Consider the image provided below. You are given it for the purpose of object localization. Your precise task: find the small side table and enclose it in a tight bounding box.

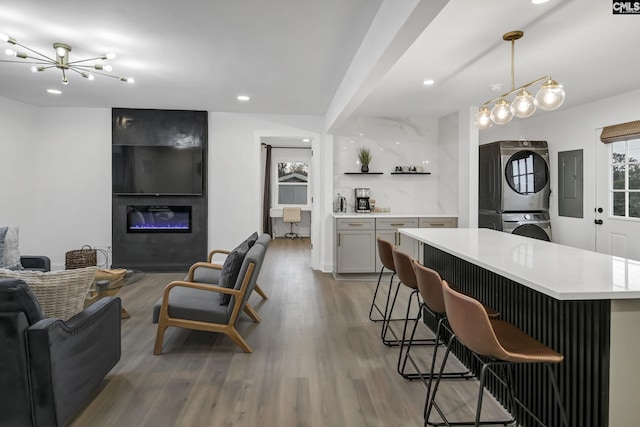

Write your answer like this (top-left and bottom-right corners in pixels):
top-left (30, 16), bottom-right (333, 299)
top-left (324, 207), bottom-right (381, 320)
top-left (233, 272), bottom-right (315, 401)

top-left (85, 269), bottom-right (144, 318)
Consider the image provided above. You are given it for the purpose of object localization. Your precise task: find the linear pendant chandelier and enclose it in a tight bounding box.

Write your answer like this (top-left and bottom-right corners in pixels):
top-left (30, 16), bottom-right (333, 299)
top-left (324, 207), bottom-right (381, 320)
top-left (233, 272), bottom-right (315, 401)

top-left (0, 33), bottom-right (134, 85)
top-left (474, 30), bottom-right (565, 130)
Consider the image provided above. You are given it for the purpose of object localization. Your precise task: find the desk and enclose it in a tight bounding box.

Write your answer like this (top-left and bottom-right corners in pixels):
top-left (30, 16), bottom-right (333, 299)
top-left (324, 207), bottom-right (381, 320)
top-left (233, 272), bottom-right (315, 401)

top-left (399, 228), bottom-right (640, 427)
top-left (269, 207), bottom-right (311, 237)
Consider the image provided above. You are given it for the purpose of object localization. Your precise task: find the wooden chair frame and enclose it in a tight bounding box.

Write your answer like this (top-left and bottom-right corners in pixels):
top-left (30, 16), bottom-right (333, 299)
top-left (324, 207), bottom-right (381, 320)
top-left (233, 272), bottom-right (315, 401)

top-left (154, 262), bottom-right (257, 354)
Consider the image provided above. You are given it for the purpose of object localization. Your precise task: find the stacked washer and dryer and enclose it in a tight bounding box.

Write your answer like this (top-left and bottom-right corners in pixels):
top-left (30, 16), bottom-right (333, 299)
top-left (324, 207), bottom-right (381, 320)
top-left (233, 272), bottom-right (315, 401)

top-left (478, 140), bottom-right (552, 241)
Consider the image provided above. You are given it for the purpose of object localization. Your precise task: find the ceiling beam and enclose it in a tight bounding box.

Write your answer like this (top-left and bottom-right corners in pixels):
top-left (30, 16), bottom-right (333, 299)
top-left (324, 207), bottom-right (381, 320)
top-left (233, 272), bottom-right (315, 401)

top-left (323, 0), bottom-right (448, 134)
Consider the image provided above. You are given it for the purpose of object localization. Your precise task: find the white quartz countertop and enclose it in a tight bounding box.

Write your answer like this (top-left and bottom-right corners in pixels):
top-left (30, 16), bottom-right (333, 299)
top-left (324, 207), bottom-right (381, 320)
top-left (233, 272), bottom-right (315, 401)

top-left (399, 227), bottom-right (640, 301)
top-left (332, 213), bottom-right (457, 219)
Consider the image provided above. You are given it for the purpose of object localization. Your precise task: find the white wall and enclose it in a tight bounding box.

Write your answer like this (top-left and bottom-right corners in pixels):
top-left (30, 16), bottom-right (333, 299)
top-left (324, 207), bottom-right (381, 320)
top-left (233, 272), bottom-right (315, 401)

top-left (0, 99), bottom-right (112, 269)
top-left (478, 88), bottom-right (640, 250)
top-left (0, 97), bottom-right (38, 253)
top-left (437, 112), bottom-right (459, 217)
top-left (208, 112), bottom-right (330, 269)
top-left (0, 101), bottom-right (334, 271)
top-left (333, 115), bottom-right (456, 214)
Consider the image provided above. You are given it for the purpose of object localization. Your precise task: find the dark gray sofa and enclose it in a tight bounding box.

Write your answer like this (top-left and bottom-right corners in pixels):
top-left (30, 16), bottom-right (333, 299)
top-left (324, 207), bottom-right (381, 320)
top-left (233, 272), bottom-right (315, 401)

top-left (20, 256), bottom-right (51, 272)
top-left (0, 278), bottom-right (121, 427)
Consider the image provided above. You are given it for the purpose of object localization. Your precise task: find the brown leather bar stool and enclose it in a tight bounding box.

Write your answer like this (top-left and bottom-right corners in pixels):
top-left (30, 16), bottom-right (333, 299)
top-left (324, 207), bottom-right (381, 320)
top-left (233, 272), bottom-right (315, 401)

top-left (402, 261), bottom-right (500, 381)
top-left (369, 237), bottom-right (402, 325)
top-left (386, 247), bottom-right (437, 372)
top-left (425, 280), bottom-right (568, 427)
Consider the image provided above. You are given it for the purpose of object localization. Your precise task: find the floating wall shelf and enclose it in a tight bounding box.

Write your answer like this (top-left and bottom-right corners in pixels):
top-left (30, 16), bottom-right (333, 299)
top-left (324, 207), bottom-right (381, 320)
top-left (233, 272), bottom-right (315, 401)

top-left (390, 172), bottom-right (431, 175)
top-left (344, 172), bottom-right (384, 175)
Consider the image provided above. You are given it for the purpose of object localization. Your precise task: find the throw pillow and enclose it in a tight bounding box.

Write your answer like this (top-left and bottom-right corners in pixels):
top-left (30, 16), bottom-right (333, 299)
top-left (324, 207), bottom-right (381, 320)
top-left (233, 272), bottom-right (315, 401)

top-left (3, 226), bottom-right (21, 269)
top-left (218, 241), bottom-right (251, 305)
top-left (0, 266), bottom-right (97, 321)
top-left (243, 232), bottom-right (259, 248)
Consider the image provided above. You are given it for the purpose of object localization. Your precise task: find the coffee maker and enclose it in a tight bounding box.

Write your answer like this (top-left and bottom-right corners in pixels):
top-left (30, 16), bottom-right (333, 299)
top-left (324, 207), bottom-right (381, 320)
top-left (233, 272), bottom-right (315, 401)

top-left (355, 188), bottom-right (371, 213)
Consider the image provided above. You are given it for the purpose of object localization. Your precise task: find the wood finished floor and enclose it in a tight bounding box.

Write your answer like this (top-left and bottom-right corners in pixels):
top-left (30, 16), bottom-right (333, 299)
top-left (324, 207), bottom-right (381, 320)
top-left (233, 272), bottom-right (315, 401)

top-left (70, 238), bottom-right (512, 427)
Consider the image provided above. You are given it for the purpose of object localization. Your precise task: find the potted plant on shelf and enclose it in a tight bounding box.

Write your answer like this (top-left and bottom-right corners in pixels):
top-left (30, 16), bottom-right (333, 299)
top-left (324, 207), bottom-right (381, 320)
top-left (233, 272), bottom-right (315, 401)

top-left (358, 147), bottom-right (372, 173)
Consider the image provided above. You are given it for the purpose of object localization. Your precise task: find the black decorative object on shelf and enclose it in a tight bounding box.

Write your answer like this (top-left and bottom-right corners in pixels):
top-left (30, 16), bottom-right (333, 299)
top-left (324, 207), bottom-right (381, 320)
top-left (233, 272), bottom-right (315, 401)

top-left (344, 172), bottom-right (383, 175)
top-left (361, 164), bottom-right (369, 173)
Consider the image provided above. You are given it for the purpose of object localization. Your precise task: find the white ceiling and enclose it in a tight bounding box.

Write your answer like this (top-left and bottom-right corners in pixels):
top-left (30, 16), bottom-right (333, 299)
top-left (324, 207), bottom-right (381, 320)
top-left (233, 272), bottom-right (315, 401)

top-left (0, 0), bottom-right (381, 113)
top-left (1, 0), bottom-right (639, 125)
top-left (355, 0), bottom-right (640, 119)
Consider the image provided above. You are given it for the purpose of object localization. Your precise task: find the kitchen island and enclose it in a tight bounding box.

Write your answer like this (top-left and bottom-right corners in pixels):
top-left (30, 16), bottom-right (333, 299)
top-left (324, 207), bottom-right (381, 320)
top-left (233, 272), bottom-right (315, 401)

top-left (399, 227), bottom-right (640, 427)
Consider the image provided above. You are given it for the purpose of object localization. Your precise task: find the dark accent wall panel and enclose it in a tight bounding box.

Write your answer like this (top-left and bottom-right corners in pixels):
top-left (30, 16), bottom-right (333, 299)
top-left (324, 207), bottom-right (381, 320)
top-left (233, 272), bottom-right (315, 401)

top-left (424, 245), bottom-right (610, 427)
top-left (111, 109), bottom-right (208, 272)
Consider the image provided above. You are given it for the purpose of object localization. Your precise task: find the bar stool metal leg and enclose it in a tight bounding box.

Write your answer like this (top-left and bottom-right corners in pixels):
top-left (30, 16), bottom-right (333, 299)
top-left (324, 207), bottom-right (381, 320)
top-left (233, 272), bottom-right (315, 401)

top-left (401, 305), bottom-right (474, 383)
top-left (368, 267), bottom-right (388, 321)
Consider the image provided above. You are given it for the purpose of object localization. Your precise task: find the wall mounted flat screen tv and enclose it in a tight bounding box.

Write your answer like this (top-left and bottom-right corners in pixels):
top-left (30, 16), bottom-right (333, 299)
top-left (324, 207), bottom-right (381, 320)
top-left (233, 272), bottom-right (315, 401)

top-left (112, 145), bottom-right (203, 195)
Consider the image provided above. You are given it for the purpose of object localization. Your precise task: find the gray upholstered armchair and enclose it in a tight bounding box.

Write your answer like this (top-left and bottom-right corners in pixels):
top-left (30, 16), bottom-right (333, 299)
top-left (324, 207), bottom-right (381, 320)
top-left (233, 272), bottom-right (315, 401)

top-left (0, 278), bottom-right (121, 427)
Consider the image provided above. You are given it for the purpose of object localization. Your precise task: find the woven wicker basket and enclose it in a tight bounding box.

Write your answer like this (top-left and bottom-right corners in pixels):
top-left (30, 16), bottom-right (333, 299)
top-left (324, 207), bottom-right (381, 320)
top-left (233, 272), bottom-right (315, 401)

top-left (0, 266), bottom-right (97, 320)
top-left (65, 245), bottom-right (97, 269)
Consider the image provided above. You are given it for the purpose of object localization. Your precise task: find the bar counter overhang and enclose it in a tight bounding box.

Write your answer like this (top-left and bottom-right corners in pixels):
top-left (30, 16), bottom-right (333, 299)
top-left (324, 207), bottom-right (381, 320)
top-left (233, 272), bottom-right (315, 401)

top-left (399, 227), bottom-right (640, 427)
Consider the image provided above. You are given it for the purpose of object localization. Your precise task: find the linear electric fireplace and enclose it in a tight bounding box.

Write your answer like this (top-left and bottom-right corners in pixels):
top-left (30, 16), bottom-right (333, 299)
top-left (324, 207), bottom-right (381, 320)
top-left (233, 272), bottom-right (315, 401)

top-left (127, 205), bottom-right (192, 233)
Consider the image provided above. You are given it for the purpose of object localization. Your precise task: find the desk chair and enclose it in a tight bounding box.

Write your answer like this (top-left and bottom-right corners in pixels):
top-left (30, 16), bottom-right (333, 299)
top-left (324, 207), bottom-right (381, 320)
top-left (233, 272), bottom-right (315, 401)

top-left (283, 207), bottom-right (301, 238)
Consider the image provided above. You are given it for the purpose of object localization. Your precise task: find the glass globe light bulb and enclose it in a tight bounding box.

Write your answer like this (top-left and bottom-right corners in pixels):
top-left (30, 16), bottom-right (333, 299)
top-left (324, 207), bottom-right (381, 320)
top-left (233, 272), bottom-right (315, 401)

top-left (510, 88), bottom-right (537, 118)
top-left (490, 97), bottom-right (513, 125)
top-left (103, 64), bottom-right (113, 72)
top-left (535, 79), bottom-right (565, 110)
top-left (474, 106), bottom-right (492, 130)
top-left (56, 47), bottom-right (67, 57)
top-left (105, 52), bottom-right (116, 60)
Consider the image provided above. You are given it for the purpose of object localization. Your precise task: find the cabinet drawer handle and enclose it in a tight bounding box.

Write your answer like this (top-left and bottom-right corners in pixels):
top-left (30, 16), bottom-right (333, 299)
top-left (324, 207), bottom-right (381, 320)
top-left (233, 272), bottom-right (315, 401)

top-left (348, 223), bottom-right (364, 226)
top-left (390, 223), bottom-right (405, 226)
top-left (338, 233), bottom-right (341, 246)
top-left (429, 223), bottom-right (445, 227)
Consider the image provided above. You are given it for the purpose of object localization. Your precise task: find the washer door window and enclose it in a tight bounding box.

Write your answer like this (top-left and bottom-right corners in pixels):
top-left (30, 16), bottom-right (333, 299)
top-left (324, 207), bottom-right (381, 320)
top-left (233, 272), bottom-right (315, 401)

top-left (505, 150), bottom-right (549, 195)
top-left (512, 224), bottom-right (550, 241)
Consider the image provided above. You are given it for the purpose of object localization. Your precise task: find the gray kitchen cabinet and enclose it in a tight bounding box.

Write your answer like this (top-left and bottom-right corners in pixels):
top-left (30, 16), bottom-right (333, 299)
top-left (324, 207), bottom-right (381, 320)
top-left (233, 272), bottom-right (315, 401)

top-left (335, 218), bottom-right (376, 273)
top-left (375, 217), bottom-right (419, 273)
top-left (419, 217), bottom-right (458, 228)
top-left (334, 216), bottom-right (457, 274)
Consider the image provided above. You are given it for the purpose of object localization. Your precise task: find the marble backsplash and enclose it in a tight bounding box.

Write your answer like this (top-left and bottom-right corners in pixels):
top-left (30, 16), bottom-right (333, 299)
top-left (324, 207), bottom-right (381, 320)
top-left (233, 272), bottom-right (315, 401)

top-left (333, 116), bottom-right (458, 215)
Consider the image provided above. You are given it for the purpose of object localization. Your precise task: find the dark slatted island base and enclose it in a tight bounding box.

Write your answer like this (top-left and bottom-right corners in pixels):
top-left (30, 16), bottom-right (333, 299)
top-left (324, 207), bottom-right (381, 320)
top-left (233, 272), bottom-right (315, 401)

top-left (400, 227), bottom-right (640, 427)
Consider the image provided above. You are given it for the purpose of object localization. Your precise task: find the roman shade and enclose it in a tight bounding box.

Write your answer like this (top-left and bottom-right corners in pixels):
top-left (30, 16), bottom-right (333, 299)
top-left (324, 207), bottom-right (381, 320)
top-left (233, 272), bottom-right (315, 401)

top-left (600, 120), bottom-right (640, 143)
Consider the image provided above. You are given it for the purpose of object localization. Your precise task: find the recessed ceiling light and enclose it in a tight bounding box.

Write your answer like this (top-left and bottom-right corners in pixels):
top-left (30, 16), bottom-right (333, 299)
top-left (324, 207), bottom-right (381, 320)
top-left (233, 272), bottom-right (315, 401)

top-left (302, 138), bottom-right (310, 142)
top-left (423, 79), bottom-right (435, 85)
top-left (237, 95), bottom-right (250, 101)
top-left (47, 89), bottom-right (62, 94)
top-left (531, 0), bottom-right (550, 4)
top-left (490, 84), bottom-right (503, 92)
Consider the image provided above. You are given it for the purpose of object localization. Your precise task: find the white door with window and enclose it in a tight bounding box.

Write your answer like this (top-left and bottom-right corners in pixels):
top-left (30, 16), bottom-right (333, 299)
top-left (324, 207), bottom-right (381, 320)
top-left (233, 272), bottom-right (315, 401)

top-left (595, 136), bottom-right (640, 261)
